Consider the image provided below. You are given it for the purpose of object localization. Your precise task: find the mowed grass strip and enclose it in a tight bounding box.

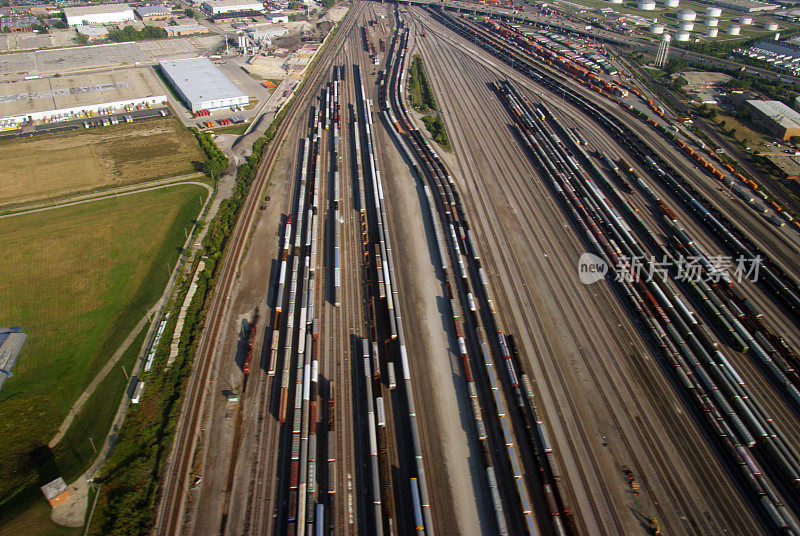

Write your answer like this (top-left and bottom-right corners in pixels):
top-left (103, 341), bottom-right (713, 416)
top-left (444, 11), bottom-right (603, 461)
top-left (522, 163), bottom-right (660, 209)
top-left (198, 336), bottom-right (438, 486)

top-left (0, 117), bottom-right (206, 205)
top-left (0, 184), bottom-right (208, 499)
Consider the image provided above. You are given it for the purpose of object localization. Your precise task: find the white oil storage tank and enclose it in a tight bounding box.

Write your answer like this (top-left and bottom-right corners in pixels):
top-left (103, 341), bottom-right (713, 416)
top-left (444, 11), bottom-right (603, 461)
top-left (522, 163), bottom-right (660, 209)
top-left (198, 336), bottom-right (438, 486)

top-left (727, 24), bottom-right (741, 35)
top-left (740, 16), bottom-right (753, 25)
top-left (638, 0), bottom-right (656, 9)
top-left (677, 9), bottom-right (697, 21)
top-left (665, 0), bottom-right (679, 6)
top-left (650, 23), bottom-right (666, 33)
top-left (764, 22), bottom-right (778, 30)
top-left (679, 21), bottom-right (695, 30)
top-left (676, 30), bottom-right (691, 40)
top-left (706, 17), bottom-right (718, 26)
top-left (706, 6), bottom-right (722, 17)
top-left (707, 27), bottom-right (719, 37)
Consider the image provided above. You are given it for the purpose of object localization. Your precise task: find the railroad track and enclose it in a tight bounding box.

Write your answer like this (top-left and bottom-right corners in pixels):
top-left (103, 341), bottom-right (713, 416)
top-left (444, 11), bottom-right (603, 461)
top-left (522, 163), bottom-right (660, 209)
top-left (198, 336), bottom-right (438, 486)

top-left (153, 5), bottom-right (366, 535)
top-left (405, 5), bottom-right (784, 534)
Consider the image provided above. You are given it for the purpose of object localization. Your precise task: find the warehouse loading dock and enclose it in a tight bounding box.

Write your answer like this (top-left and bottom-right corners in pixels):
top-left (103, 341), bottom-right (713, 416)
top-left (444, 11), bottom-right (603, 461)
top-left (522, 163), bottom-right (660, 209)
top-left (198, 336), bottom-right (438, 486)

top-left (159, 57), bottom-right (249, 113)
top-left (0, 68), bottom-right (167, 129)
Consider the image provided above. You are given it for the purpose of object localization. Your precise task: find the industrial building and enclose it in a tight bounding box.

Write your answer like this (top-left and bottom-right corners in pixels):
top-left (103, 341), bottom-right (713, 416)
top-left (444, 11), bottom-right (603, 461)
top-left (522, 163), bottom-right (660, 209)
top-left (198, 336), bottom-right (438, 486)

top-left (135, 4), bottom-right (174, 20)
top-left (164, 22), bottom-right (210, 36)
top-left (76, 24), bottom-right (110, 41)
top-left (265, 12), bottom-right (288, 23)
top-left (159, 57), bottom-right (249, 112)
top-left (202, 0), bottom-right (264, 14)
top-left (63, 3), bottom-right (135, 26)
top-left (0, 327), bottom-right (26, 394)
top-left (711, 0), bottom-right (778, 11)
top-left (0, 69), bottom-right (167, 128)
top-left (766, 154), bottom-right (800, 179)
top-left (746, 99), bottom-right (800, 140)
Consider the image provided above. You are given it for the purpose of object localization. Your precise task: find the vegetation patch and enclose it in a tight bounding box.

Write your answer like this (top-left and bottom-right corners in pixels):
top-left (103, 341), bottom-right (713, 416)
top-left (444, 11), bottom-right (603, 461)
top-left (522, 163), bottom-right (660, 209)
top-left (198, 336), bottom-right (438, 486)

top-left (86, 106), bottom-right (288, 536)
top-left (407, 55), bottom-right (437, 113)
top-left (0, 185), bottom-right (208, 504)
top-left (108, 25), bottom-right (167, 42)
top-left (422, 114), bottom-right (451, 152)
top-left (0, 117), bottom-right (205, 206)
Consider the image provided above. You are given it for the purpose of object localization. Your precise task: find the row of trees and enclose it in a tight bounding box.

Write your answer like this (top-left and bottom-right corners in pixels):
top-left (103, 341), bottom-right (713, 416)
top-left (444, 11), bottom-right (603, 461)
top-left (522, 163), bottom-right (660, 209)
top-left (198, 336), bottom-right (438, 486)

top-left (193, 129), bottom-right (229, 179)
top-left (408, 55), bottom-right (437, 113)
top-left (108, 25), bottom-right (167, 42)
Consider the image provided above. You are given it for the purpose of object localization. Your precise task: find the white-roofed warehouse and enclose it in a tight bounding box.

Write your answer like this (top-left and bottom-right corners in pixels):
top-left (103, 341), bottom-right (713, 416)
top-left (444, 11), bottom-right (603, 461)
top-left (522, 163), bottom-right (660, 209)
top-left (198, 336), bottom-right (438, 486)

top-left (63, 3), bottom-right (135, 26)
top-left (159, 58), bottom-right (249, 113)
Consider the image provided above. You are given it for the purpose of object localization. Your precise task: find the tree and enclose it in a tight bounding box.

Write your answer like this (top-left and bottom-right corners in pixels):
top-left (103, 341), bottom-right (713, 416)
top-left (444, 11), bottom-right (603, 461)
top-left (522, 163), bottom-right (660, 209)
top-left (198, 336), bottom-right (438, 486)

top-left (76, 31), bottom-right (89, 44)
top-left (184, 7), bottom-right (196, 18)
top-left (672, 77), bottom-right (687, 91)
top-left (790, 136), bottom-right (800, 146)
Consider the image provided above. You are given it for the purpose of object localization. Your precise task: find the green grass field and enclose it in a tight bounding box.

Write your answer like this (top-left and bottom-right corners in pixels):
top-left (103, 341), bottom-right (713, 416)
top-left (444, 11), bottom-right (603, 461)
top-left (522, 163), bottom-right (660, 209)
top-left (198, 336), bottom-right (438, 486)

top-left (0, 117), bottom-right (205, 206)
top-left (0, 184), bottom-right (208, 506)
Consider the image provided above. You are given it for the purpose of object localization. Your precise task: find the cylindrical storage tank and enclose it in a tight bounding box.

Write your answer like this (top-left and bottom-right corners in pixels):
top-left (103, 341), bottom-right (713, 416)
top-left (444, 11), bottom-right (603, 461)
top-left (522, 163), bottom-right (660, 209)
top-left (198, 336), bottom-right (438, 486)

top-left (665, 0), bottom-right (679, 7)
top-left (706, 7), bottom-right (722, 17)
top-left (727, 24), bottom-right (741, 35)
top-left (740, 16), bottom-right (753, 25)
top-left (651, 23), bottom-right (666, 33)
top-left (706, 17), bottom-right (718, 26)
top-left (707, 27), bottom-right (719, 37)
top-left (764, 22), bottom-right (778, 30)
top-left (680, 21), bottom-right (694, 30)
top-left (638, 0), bottom-right (656, 10)
top-left (675, 30), bottom-right (691, 41)
top-left (677, 9), bottom-right (697, 21)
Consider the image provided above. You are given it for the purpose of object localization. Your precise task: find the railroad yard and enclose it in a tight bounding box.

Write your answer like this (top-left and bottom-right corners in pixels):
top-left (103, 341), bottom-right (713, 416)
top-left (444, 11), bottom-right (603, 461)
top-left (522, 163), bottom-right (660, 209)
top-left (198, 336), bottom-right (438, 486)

top-left (150, 1), bottom-right (800, 535)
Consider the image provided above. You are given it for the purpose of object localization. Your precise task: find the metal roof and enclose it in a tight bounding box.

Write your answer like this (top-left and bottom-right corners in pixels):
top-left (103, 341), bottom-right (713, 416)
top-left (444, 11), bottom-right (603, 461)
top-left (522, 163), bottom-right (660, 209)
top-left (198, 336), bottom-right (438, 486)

top-left (0, 327), bottom-right (27, 393)
top-left (63, 3), bottom-right (134, 17)
top-left (135, 5), bottom-right (171, 16)
top-left (747, 99), bottom-right (800, 130)
top-left (159, 57), bottom-right (247, 105)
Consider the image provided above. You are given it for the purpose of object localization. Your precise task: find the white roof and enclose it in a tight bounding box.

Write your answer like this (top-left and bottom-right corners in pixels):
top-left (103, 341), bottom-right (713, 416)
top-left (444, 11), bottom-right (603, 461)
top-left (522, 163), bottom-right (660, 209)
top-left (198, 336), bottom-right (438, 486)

top-left (63, 3), bottom-right (133, 17)
top-left (165, 22), bottom-right (206, 31)
top-left (203, 0), bottom-right (263, 7)
top-left (748, 99), bottom-right (800, 130)
top-left (76, 24), bottom-right (109, 35)
top-left (159, 57), bottom-right (247, 104)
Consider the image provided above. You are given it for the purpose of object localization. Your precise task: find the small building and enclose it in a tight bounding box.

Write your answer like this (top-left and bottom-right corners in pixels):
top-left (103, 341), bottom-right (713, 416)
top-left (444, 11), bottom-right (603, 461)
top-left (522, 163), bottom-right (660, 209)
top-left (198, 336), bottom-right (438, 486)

top-left (0, 327), bottom-right (26, 393)
top-left (159, 57), bottom-right (249, 112)
top-left (76, 25), bottom-right (109, 41)
top-left (40, 477), bottom-right (69, 508)
top-left (63, 3), bottom-right (135, 26)
top-left (202, 0), bottom-right (264, 14)
top-left (265, 12), bottom-right (288, 23)
top-left (165, 22), bottom-right (210, 36)
top-left (135, 5), bottom-right (174, 21)
top-left (0, 14), bottom-right (37, 31)
top-left (746, 99), bottom-right (800, 140)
